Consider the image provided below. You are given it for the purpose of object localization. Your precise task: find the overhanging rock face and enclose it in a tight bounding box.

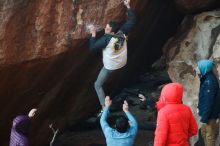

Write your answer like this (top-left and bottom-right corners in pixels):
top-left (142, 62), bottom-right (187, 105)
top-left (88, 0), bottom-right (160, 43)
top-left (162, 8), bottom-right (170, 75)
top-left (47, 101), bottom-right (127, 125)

top-left (164, 10), bottom-right (220, 145)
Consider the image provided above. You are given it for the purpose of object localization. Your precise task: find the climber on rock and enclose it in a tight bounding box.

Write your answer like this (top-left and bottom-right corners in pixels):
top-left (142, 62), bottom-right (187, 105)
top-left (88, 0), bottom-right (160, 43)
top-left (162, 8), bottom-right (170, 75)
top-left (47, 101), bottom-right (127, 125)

top-left (89, 0), bottom-right (136, 116)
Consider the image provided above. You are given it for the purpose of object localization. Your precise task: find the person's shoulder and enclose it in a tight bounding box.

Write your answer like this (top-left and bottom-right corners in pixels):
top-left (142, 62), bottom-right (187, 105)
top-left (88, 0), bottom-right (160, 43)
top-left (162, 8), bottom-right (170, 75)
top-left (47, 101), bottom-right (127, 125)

top-left (181, 104), bottom-right (193, 112)
top-left (104, 34), bottom-right (113, 38)
top-left (158, 106), bottom-right (170, 115)
top-left (14, 115), bottom-right (30, 122)
top-left (157, 108), bottom-right (171, 121)
top-left (160, 104), bottom-right (188, 114)
top-left (204, 74), bottom-right (218, 85)
top-left (12, 115), bottom-right (30, 127)
top-left (206, 72), bottom-right (217, 79)
top-left (103, 34), bottom-right (113, 42)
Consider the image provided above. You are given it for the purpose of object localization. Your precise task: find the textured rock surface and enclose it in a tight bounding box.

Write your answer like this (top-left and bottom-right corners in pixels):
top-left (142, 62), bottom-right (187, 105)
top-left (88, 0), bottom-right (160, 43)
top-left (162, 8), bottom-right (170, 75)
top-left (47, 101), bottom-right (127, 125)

top-left (0, 0), bottom-right (183, 146)
top-left (164, 10), bottom-right (220, 145)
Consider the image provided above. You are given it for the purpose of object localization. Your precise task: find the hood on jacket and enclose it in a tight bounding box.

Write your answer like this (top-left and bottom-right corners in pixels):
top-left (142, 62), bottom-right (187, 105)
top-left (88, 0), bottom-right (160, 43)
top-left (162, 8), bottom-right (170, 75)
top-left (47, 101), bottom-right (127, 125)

top-left (12, 115), bottom-right (30, 135)
top-left (198, 59), bottom-right (213, 76)
top-left (156, 83), bottom-right (183, 110)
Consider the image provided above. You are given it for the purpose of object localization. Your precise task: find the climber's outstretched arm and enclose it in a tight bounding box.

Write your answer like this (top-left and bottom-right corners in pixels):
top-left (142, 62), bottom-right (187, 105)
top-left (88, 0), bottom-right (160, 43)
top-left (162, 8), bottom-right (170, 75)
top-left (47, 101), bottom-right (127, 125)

top-left (120, 0), bottom-right (137, 35)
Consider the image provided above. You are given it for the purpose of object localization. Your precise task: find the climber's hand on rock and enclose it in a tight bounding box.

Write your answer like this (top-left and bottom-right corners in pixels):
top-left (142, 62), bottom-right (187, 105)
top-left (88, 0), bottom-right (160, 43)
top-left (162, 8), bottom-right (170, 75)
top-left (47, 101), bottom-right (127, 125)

top-left (89, 25), bottom-right (96, 37)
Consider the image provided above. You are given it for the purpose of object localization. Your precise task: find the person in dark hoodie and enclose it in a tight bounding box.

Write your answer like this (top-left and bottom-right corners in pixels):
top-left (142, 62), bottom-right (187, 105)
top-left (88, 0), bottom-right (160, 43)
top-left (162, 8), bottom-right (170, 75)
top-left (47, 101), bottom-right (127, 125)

top-left (154, 83), bottom-right (198, 146)
top-left (9, 108), bottom-right (37, 146)
top-left (89, 0), bottom-right (136, 115)
top-left (197, 59), bottom-right (220, 146)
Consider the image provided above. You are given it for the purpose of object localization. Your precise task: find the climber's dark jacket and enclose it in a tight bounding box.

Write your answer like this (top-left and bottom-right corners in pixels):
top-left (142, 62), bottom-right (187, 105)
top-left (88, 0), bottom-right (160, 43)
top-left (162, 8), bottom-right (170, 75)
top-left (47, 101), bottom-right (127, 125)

top-left (89, 8), bottom-right (136, 52)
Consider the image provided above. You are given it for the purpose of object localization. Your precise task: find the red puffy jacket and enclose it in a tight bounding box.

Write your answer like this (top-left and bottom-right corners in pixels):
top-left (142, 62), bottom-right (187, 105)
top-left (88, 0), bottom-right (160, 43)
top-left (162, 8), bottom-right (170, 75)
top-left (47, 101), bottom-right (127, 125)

top-left (154, 83), bottom-right (198, 146)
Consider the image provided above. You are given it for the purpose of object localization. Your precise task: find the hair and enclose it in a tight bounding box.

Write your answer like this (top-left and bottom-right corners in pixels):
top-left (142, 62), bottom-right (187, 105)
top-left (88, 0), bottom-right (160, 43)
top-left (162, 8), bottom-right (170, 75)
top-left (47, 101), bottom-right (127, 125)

top-left (108, 21), bottom-right (119, 33)
top-left (115, 115), bottom-right (129, 133)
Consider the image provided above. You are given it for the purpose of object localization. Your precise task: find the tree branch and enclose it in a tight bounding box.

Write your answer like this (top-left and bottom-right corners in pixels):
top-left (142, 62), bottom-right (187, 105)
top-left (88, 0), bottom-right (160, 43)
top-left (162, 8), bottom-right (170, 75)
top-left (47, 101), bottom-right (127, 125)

top-left (49, 124), bottom-right (59, 146)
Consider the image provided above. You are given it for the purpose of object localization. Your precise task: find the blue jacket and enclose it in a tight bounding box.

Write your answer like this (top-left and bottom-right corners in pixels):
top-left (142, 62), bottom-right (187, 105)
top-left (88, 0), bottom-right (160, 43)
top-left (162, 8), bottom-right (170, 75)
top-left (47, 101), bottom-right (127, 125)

top-left (100, 107), bottom-right (138, 146)
top-left (89, 9), bottom-right (136, 52)
top-left (198, 60), bottom-right (220, 123)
